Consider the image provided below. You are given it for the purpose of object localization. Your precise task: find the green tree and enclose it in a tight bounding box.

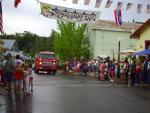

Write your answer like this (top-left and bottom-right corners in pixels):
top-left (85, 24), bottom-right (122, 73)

top-left (15, 31), bottom-right (38, 56)
top-left (0, 31), bottom-right (54, 57)
top-left (53, 21), bottom-right (90, 61)
top-left (49, 30), bottom-right (56, 51)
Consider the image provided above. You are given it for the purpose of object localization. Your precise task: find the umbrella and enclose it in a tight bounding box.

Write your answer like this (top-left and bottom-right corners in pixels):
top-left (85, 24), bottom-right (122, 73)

top-left (133, 49), bottom-right (150, 56)
top-left (120, 49), bottom-right (137, 55)
top-left (97, 54), bottom-right (108, 58)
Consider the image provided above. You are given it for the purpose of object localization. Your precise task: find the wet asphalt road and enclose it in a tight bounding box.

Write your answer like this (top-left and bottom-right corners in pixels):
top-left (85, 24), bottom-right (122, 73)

top-left (0, 71), bottom-right (150, 113)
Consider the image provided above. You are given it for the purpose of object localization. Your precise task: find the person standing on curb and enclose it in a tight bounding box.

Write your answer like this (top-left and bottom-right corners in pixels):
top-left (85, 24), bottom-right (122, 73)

top-left (4, 53), bottom-right (14, 91)
top-left (135, 61), bottom-right (142, 85)
top-left (14, 62), bottom-right (24, 94)
top-left (13, 54), bottom-right (24, 90)
top-left (130, 60), bottom-right (136, 86)
top-left (0, 57), bottom-right (5, 86)
top-left (142, 56), bottom-right (149, 84)
top-left (147, 57), bottom-right (150, 84)
top-left (124, 59), bottom-right (129, 85)
top-left (100, 60), bottom-right (106, 81)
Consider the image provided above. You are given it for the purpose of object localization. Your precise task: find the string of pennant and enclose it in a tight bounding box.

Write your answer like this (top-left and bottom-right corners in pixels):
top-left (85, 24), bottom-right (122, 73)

top-left (65, 0), bottom-right (150, 14)
top-left (13, 0), bottom-right (150, 14)
top-left (0, 0), bottom-right (149, 34)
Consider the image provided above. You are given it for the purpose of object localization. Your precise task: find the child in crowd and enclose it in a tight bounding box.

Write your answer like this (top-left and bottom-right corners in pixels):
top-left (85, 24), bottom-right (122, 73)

top-left (29, 64), bottom-right (33, 93)
top-left (23, 64), bottom-right (33, 95)
top-left (23, 64), bottom-right (30, 95)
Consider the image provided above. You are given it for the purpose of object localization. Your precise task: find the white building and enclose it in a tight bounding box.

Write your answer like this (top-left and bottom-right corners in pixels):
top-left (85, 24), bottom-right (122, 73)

top-left (87, 20), bottom-right (141, 59)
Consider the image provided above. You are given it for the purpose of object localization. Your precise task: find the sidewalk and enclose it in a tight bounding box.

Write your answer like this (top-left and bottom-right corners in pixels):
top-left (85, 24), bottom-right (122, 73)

top-left (58, 70), bottom-right (150, 89)
top-left (58, 70), bottom-right (97, 79)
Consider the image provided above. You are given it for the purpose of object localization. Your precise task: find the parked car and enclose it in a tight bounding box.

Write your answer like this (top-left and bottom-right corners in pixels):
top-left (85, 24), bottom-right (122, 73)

top-left (34, 51), bottom-right (58, 74)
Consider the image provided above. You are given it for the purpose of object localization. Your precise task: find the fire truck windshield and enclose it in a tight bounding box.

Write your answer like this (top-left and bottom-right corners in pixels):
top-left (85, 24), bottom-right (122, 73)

top-left (38, 53), bottom-right (55, 59)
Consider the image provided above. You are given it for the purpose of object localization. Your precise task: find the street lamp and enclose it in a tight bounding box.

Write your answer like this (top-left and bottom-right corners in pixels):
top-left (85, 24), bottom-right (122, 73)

top-left (118, 37), bottom-right (121, 62)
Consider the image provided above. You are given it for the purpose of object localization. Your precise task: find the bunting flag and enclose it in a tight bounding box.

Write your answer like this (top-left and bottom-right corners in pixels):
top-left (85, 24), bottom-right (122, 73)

top-left (95, 0), bottom-right (102, 8)
top-left (137, 4), bottom-right (143, 14)
top-left (14, 0), bottom-right (21, 8)
top-left (114, 10), bottom-right (118, 26)
top-left (126, 3), bottom-right (133, 10)
top-left (116, 2), bottom-right (123, 10)
top-left (0, 1), bottom-right (3, 33)
top-left (147, 4), bottom-right (150, 14)
top-left (84, 0), bottom-right (90, 5)
top-left (114, 10), bottom-right (122, 27)
top-left (40, 2), bottom-right (100, 23)
top-left (72, 0), bottom-right (78, 4)
top-left (105, 0), bottom-right (113, 8)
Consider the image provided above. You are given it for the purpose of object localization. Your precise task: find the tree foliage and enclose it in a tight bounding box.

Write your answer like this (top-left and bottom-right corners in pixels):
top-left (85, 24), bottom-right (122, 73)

top-left (53, 21), bottom-right (90, 61)
top-left (0, 31), bottom-right (54, 57)
top-left (0, 21), bottom-right (90, 60)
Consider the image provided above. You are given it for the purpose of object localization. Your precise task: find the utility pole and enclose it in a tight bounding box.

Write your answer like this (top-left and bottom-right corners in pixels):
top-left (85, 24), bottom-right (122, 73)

top-left (118, 38), bottom-right (121, 62)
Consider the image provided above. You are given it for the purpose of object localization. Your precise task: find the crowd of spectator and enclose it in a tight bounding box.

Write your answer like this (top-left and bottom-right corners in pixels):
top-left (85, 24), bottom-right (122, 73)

top-left (0, 53), bottom-right (33, 95)
top-left (63, 55), bottom-right (150, 86)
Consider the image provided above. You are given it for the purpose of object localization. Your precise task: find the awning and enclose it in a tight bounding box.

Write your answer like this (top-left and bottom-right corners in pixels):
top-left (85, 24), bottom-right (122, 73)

top-left (132, 49), bottom-right (150, 56)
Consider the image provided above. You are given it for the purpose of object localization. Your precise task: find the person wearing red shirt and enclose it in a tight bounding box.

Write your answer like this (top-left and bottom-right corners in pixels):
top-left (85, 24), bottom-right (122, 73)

top-left (135, 62), bottom-right (141, 85)
top-left (100, 61), bottom-right (106, 81)
top-left (14, 62), bottom-right (24, 94)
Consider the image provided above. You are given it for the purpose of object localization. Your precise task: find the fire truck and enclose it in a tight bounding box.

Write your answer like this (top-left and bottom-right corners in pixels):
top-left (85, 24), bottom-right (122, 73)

top-left (34, 51), bottom-right (58, 74)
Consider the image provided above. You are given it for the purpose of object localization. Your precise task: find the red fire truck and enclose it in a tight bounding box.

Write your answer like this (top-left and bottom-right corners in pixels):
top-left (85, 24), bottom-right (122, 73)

top-left (34, 51), bottom-right (58, 74)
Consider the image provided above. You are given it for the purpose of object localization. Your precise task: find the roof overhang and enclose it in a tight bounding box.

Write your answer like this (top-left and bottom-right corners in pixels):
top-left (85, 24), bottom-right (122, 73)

top-left (130, 18), bottom-right (150, 39)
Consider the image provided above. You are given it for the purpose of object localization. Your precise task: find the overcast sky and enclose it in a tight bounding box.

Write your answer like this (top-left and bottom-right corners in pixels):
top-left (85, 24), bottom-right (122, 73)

top-left (2, 0), bottom-right (150, 37)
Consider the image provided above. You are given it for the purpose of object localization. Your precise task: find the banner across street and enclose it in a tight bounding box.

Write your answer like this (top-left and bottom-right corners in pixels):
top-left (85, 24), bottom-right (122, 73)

top-left (40, 2), bottom-right (100, 23)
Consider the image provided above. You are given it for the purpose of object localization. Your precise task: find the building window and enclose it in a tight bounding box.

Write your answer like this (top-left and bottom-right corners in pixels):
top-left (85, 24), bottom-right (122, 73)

top-left (145, 40), bottom-right (150, 49)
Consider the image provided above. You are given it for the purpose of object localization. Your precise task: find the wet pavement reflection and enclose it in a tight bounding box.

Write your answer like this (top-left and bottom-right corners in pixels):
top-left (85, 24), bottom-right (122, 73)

top-left (0, 72), bottom-right (150, 113)
top-left (0, 90), bottom-right (33, 113)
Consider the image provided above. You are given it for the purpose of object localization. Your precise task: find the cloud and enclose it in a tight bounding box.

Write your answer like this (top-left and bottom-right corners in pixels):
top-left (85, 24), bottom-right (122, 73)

top-left (3, 0), bottom-right (57, 36)
top-left (2, 0), bottom-right (150, 36)
top-left (4, 12), bottom-right (57, 36)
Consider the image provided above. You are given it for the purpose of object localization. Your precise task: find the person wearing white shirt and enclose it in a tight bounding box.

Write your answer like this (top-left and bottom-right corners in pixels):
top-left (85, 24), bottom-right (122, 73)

top-left (13, 54), bottom-right (24, 67)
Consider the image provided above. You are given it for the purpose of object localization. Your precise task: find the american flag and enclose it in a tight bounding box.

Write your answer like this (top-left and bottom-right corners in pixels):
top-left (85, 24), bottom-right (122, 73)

top-left (147, 4), bottom-right (150, 14)
top-left (84, 0), bottom-right (90, 5)
top-left (95, 0), bottom-right (102, 8)
top-left (114, 10), bottom-right (122, 27)
top-left (105, 0), bottom-right (113, 8)
top-left (72, 0), bottom-right (78, 4)
top-left (137, 4), bottom-right (143, 14)
top-left (0, 1), bottom-right (3, 33)
top-left (126, 3), bottom-right (133, 10)
top-left (116, 2), bottom-right (123, 10)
